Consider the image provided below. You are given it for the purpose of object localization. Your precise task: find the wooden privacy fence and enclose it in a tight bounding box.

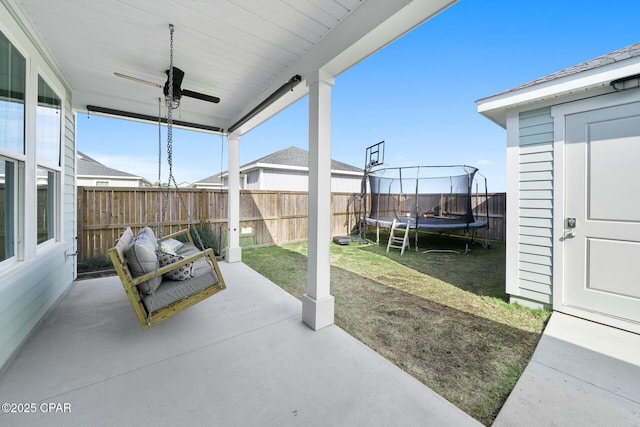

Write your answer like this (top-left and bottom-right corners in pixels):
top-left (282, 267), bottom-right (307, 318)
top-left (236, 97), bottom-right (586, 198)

top-left (77, 187), bottom-right (505, 262)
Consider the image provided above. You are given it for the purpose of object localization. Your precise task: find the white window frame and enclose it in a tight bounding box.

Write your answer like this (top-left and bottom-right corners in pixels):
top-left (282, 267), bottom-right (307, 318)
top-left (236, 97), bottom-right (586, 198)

top-left (0, 28), bottom-right (27, 268)
top-left (0, 157), bottom-right (17, 266)
top-left (34, 72), bottom-right (64, 249)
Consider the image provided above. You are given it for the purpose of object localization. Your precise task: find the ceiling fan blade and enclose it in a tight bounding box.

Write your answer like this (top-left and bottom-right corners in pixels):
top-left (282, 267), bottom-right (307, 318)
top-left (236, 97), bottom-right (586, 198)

top-left (114, 72), bottom-right (162, 88)
top-left (182, 89), bottom-right (221, 104)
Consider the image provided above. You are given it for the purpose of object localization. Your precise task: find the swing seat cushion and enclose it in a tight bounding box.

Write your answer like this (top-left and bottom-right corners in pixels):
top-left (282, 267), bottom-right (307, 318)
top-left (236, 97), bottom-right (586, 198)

top-left (124, 227), bottom-right (162, 295)
top-left (140, 242), bottom-right (220, 312)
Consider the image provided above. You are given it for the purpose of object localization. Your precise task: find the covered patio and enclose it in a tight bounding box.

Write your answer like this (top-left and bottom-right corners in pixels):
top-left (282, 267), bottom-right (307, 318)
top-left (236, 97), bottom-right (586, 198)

top-left (1, 1), bottom-right (477, 423)
top-left (0, 263), bottom-right (478, 426)
top-left (0, 0), bottom-right (463, 371)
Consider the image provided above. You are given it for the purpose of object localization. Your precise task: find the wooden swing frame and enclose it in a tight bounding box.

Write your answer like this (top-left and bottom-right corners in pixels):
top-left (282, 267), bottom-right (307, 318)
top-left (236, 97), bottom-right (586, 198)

top-left (108, 228), bottom-right (226, 330)
top-left (106, 26), bottom-right (227, 330)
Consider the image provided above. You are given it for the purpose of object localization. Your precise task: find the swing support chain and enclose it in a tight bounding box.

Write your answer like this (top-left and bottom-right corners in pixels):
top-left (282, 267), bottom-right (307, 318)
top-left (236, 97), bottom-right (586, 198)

top-left (159, 24), bottom-right (207, 252)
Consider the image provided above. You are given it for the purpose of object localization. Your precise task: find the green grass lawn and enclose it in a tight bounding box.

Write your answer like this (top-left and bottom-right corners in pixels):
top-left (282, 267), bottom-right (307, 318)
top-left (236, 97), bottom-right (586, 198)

top-left (243, 232), bottom-right (550, 425)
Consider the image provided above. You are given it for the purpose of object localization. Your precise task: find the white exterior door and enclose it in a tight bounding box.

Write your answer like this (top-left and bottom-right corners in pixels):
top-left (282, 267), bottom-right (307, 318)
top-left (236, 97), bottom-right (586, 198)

top-left (563, 101), bottom-right (640, 332)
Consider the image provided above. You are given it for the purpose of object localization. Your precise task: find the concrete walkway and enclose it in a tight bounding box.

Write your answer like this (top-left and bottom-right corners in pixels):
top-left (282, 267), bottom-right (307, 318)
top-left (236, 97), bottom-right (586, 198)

top-left (0, 262), bottom-right (479, 427)
top-left (494, 312), bottom-right (640, 426)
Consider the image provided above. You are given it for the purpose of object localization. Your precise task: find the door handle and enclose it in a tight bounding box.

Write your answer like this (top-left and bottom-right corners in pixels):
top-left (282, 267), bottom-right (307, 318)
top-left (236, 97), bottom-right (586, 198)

top-left (562, 217), bottom-right (577, 241)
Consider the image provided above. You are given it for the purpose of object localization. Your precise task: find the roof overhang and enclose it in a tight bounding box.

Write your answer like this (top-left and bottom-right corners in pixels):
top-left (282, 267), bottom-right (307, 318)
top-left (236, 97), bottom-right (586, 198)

top-left (477, 53), bottom-right (640, 128)
top-left (220, 163), bottom-right (363, 178)
top-left (7, 0), bottom-right (458, 135)
top-left (228, 0), bottom-right (460, 135)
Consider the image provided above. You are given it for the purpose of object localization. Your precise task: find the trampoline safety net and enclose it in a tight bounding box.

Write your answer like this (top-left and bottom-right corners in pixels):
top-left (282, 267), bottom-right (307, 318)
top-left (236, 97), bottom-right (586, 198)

top-left (364, 165), bottom-right (489, 252)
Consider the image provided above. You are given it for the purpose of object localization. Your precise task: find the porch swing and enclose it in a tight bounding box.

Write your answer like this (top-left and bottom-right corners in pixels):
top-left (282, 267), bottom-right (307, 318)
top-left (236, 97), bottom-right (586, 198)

top-left (107, 25), bottom-right (226, 329)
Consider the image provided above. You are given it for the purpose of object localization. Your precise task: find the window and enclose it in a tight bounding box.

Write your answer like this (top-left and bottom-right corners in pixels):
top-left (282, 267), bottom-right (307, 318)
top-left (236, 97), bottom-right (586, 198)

top-left (96, 180), bottom-right (109, 187)
top-left (0, 31), bottom-right (26, 154)
top-left (0, 31), bottom-right (25, 262)
top-left (0, 159), bottom-right (16, 261)
top-left (36, 168), bottom-right (55, 244)
top-left (36, 77), bottom-right (61, 245)
top-left (37, 76), bottom-right (61, 167)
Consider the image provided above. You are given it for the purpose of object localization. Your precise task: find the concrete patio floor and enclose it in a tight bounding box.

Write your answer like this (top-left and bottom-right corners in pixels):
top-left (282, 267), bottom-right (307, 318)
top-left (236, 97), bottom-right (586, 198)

top-left (0, 262), bottom-right (479, 426)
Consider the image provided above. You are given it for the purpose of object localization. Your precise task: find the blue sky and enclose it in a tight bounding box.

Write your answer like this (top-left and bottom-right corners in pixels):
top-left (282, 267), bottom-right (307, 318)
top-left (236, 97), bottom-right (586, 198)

top-left (77, 0), bottom-right (640, 191)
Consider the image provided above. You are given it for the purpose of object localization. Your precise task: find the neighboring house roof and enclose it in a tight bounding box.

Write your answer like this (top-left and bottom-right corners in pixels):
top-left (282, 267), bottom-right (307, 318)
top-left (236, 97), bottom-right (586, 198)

top-left (77, 151), bottom-right (151, 185)
top-left (245, 146), bottom-right (363, 173)
top-left (477, 42), bottom-right (640, 127)
top-left (77, 152), bottom-right (135, 177)
top-left (195, 146), bottom-right (363, 184)
top-left (194, 173), bottom-right (224, 187)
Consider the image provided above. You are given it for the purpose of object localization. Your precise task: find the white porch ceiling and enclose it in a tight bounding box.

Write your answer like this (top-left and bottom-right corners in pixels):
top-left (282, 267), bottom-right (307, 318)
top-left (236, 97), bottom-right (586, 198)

top-left (11, 0), bottom-right (456, 134)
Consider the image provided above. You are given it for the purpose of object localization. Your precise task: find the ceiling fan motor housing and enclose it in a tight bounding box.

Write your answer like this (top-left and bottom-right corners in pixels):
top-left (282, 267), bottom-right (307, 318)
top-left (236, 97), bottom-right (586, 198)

top-left (163, 66), bottom-right (185, 101)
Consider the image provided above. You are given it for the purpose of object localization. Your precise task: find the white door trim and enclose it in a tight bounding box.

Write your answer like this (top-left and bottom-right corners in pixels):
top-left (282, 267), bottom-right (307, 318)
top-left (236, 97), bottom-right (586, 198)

top-left (551, 89), bottom-right (640, 332)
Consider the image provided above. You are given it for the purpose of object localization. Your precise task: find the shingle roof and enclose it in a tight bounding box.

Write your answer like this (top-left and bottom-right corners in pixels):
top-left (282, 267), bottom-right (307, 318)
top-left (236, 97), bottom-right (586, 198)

top-left (496, 42), bottom-right (640, 96)
top-left (195, 146), bottom-right (362, 183)
top-left (77, 151), bottom-right (138, 177)
top-left (195, 173), bottom-right (223, 185)
top-left (245, 146), bottom-right (362, 173)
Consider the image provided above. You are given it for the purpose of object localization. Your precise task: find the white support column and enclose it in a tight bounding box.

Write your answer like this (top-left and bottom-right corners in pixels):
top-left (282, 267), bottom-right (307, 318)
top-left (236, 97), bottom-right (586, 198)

top-left (226, 133), bottom-right (242, 263)
top-left (302, 69), bottom-right (335, 330)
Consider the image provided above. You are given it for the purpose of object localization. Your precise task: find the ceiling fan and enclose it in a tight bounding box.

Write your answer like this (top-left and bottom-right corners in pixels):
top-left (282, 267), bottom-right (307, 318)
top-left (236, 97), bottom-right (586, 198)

top-left (114, 66), bottom-right (221, 106)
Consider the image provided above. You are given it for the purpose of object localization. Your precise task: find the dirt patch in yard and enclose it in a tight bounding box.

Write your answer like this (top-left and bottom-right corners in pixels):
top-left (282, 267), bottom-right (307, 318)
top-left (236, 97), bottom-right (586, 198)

top-left (244, 236), bottom-right (549, 425)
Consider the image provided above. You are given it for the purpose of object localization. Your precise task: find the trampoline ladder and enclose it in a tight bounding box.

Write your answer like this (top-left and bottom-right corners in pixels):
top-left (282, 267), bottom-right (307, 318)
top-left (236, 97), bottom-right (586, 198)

top-left (386, 218), bottom-right (410, 255)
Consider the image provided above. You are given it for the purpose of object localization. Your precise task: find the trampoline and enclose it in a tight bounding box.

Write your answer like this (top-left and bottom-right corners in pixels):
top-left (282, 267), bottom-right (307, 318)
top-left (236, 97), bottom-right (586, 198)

top-left (364, 165), bottom-right (489, 253)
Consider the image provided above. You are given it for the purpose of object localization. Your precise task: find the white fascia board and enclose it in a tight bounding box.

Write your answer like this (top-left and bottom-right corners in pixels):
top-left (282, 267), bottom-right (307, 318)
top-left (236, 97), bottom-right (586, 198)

top-left (240, 163), bottom-right (362, 176)
top-left (477, 59), bottom-right (640, 127)
top-left (332, 170), bottom-right (364, 177)
top-left (80, 174), bottom-right (143, 180)
top-left (81, 175), bottom-right (152, 186)
top-left (238, 163), bottom-right (303, 174)
top-left (255, 163), bottom-right (307, 172)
